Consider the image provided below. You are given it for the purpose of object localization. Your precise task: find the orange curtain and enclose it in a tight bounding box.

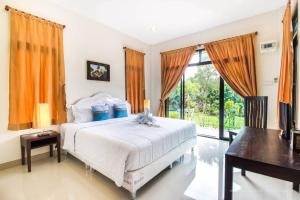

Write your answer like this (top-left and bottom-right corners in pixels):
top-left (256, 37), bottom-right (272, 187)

top-left (125, 48), bottom-right (145, 113)
top-left (157, 46), bottom-right (197, 117)
top-left (8, 9), bottom-right (66, 130)
top-left (204, 33), bottom-right (257, 97)
top-left (277, 0), bottom-right (293, 135)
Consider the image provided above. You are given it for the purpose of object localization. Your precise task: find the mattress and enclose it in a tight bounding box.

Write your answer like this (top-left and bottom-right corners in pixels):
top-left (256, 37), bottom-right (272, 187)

top-left (61, 116), bottom-right (196, 186)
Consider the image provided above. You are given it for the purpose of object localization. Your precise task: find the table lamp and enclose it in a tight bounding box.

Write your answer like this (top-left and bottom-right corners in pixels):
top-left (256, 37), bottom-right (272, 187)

top-left (36, 103), bottom-right (51, 137)
top-left (144, 99), bottom-right (150, 112)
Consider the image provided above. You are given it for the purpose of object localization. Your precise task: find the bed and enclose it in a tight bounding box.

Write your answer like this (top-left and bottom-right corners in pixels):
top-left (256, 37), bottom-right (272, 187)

top-left (61, 93), bottom-right (197, 199)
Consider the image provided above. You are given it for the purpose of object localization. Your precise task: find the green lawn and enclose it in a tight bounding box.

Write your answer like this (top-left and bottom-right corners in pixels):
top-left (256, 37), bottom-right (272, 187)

top-left (169, 111), bottom-right (244, 130)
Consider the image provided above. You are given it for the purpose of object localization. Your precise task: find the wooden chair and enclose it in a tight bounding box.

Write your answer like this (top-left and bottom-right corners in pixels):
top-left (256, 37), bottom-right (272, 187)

top-left (229, 96), bottom-right (268, 176)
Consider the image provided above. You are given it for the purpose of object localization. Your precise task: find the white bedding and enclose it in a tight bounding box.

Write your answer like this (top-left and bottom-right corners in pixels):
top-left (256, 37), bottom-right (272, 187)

top-left (61, 116), bottom-right (196, 187)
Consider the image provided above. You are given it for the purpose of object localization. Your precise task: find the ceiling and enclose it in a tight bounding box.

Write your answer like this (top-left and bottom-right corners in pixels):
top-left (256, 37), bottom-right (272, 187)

top-left (48, 0), bottom-right (286, 44)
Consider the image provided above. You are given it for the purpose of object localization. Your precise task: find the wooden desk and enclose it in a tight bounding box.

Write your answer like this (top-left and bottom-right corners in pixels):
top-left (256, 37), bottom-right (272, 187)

top-left (224, 127), bottom-right (300, 200)
top-left (20, 131), bottom-right (61, 172)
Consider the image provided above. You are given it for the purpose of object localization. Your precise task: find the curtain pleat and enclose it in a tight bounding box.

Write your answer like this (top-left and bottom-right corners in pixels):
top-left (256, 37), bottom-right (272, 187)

top-left (8, 9), bottom-right (66, 130)
top-left (277, 0), bottom-right (293, 139)
top-left (157, 46), bottom-right (197, 117)
top-left (204, 33), bottom-right (257, 97)
top-left (125, 48), bottom-right (145, 113)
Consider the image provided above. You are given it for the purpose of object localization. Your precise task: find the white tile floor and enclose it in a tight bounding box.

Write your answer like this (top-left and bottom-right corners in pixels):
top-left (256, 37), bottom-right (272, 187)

top-left (0, 137), bottom-right (299, 200)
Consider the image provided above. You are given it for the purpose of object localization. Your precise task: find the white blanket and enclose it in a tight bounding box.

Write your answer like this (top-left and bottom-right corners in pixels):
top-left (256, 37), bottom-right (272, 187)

top-left (61, 116), bottom-right (196, 187)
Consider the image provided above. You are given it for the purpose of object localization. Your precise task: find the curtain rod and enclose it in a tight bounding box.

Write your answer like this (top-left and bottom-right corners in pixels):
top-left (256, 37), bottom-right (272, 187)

top-left (123, 47), bottom-right (146, 55)
top-left (5, 5), bottom-right (66, 29)
top-left (160, 31), bottom-right (258, 54)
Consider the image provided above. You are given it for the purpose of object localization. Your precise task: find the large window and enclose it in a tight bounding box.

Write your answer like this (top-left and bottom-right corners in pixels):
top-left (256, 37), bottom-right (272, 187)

top-left (166, 50), bottom-right (244, 139)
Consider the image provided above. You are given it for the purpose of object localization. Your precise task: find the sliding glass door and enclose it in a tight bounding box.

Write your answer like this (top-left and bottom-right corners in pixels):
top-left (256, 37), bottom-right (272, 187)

top-left (184, 58), bottom-right (220, 138)
top-left (166, 50), bottom-right (244, 140)
top-left (223, 82), bottom-right (244, 138)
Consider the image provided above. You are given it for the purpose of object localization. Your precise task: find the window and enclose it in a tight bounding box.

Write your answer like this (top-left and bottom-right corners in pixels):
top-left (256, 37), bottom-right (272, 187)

top-left (8, 9), bottom-right (66, 130)
top-left (166, 49), bottom-right (244, 139)
top-left (188, 49), bottom-right (212, 66)
top-left (189, 52), bottom-right (200, 65)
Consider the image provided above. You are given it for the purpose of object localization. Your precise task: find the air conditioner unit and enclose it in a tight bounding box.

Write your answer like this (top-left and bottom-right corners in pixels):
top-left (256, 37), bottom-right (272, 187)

top-left (260, 40), bottom-right (278, 53)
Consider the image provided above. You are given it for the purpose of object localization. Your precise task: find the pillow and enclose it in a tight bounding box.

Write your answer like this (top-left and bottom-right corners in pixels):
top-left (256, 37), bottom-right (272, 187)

top-left (113, 103), bottom-right (128, 118)
top-left (107, 102), bottom-right (131, 118)
top-left (92, 104), bottom-right (110, 121)
top-left (71, 106), bottom-right (93, 123)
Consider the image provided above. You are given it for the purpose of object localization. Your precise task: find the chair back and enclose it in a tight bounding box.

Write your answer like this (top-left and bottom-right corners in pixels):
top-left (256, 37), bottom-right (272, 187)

top-left (244, 96), bottom-right (268, 129)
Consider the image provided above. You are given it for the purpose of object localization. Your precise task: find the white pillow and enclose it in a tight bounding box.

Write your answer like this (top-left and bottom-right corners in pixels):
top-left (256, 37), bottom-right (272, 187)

top-left (71, 106), bottom-right (93, 123)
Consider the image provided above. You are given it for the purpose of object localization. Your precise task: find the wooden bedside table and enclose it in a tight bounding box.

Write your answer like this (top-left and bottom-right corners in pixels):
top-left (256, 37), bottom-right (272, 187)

top-left (20, 131), bottom-right (61, 172)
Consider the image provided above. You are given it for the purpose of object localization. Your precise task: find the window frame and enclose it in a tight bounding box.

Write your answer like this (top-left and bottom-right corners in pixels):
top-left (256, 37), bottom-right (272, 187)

top-left (188, 49), bottom-right (212, 67)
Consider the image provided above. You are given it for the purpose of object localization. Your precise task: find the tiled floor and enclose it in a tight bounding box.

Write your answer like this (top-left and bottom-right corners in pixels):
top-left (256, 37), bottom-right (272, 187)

top-left (0, 137), bottom-right (299, 200)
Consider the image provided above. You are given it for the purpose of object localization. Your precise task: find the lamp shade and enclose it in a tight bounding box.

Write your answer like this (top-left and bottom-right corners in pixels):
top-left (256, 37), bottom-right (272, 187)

top-left (36, 103), bottom-right (51, 128)
top-left (144, 99), bottom-right (150, 110)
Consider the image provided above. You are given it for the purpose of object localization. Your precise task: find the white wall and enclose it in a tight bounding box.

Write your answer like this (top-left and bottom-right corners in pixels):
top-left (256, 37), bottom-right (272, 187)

top-left (149, 8), bottom-right (284, 129)
top-left (0, 0), bottom-right (150, 164)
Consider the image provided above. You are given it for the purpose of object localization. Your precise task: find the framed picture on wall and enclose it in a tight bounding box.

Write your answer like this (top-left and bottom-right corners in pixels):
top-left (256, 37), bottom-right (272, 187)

top-left (87, 61), bottom-right (110, 81)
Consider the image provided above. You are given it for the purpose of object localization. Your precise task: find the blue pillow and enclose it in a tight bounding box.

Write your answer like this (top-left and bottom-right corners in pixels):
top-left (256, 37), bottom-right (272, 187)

top-left (113, 103), bottom-right (128, 118)
top-left (92, 104), bottom-right (110, 121)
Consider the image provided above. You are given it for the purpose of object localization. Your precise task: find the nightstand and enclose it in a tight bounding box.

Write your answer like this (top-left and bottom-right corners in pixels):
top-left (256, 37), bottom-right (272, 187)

top-left (20, 131), bottom-right (61, 172)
